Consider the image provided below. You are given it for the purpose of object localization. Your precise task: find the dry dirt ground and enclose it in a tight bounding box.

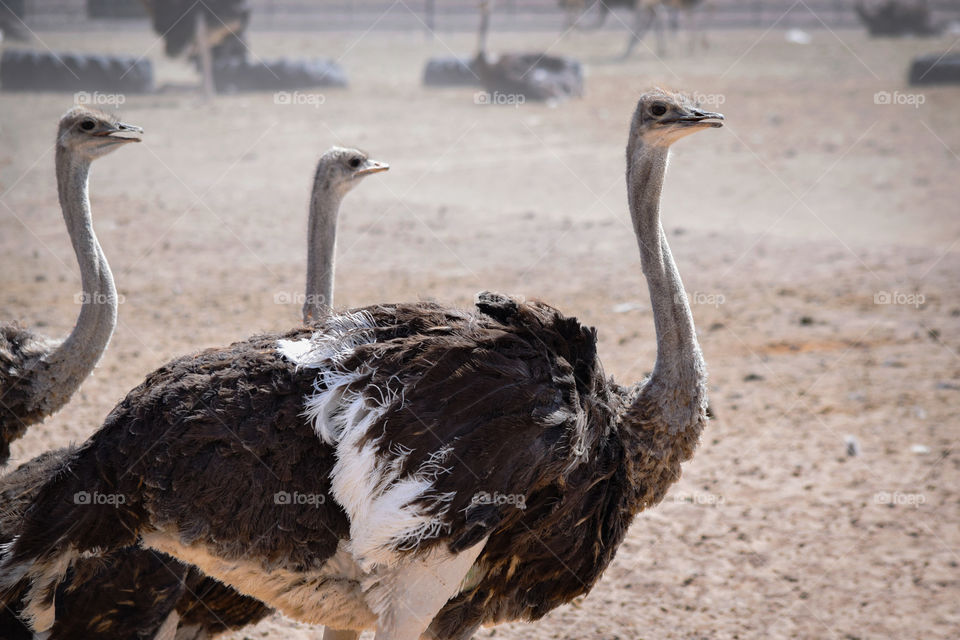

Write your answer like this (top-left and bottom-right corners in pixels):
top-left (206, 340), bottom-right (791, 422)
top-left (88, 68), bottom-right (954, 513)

top-left (1, 24), bottom-right (958, 640)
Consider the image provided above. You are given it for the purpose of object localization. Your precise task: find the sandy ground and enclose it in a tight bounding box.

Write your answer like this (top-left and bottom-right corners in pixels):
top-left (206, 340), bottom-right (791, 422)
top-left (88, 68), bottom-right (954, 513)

top-left (1, 24), bottom-right (958, 640)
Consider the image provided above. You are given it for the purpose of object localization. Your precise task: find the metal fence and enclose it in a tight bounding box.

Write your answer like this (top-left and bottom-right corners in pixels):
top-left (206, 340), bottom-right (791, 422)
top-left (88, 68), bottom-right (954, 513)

top-left (20, 0), bottom-right (960, 32)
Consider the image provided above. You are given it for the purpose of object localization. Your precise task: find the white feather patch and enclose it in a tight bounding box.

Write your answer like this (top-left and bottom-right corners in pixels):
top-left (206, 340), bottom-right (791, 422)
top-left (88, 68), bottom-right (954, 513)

top-left (280, 310), bottom-right (377, 371)
top-left (278, 310), bottom-right (461, 570)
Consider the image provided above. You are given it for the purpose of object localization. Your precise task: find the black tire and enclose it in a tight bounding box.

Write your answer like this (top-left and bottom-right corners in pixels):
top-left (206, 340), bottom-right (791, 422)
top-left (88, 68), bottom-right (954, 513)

top-left (910, 52), bottom-right (960, 85)
top-left (0, 49), bottom-right (154, 93)
top-left (422, 56), bottom-right (480, 87)
top-left (212, 57), bottom-right (348, 93)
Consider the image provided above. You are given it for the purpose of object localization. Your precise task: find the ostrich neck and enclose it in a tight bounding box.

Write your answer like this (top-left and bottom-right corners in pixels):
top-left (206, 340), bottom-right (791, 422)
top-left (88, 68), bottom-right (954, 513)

top-left (39, 148), bottom-right (118, 400)
top-left (303, 183), bottom-right (343, 323)
top-left (626, 139), bottom-right (706, 434)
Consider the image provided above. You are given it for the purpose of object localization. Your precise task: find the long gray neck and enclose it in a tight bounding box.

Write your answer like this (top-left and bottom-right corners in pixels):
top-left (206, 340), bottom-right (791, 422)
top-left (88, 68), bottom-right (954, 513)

top-left (39, 148), bottom-right (118, 400)
top-left (302, 177), bottom-right (343, 323)
top-left (627, 140), bottom-right (706, 427)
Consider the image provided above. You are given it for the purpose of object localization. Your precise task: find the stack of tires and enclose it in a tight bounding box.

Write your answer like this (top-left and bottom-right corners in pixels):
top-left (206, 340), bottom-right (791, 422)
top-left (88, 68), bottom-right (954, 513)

top-left (212, 57), bottom-right (348, 93)
top-left (422, 57), bottom-right (480, 87)
top-left (0, 50), bottom-right (154, 93)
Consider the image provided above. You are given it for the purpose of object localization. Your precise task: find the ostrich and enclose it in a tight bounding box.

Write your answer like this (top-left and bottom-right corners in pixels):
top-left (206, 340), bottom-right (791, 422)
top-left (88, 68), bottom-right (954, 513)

top-left (472, 0), bottom-right (583, 101)
top-left (0, 146), bottom-right (387, 639)
top-left (0, 106), bottom-right (141, 465)
top-left (1, 89), bottom-right (721, 640)
top-left (563, 0), bottom-right (711, 58)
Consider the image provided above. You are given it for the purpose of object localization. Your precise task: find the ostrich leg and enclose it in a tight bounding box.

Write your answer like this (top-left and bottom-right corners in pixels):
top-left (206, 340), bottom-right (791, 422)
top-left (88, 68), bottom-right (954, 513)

top-left (654, 4), bottom-right (667, 55)
top-left (622, 3), bottom-right (659, 58)
top-left (194, 10), bottom-right (215, 98)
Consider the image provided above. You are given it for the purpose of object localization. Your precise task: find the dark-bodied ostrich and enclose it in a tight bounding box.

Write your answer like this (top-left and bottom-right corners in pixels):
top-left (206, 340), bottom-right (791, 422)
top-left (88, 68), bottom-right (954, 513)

top-left (0, 147), bottom-right (387, 640)
top-left (1, 90), bottom-right (720, 640)
top-left (0, 107), bottom-right (141, 465)
top-left (472, 0), bottom-right (583, 101)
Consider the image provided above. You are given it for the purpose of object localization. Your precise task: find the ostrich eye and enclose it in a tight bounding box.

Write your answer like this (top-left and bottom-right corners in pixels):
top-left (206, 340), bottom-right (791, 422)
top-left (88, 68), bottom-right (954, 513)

top-left (80, 119), bottom-right (96, 131)
top-left (349, 157), bottom-right (362, 169)
top-left (650, 104), bottom-right (667, 117)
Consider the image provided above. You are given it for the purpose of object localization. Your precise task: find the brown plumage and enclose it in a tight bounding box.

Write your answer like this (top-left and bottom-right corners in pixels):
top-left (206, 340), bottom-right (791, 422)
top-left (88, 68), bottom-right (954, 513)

top-left (1, 90), bottom-right (721, 640)
top-left (0, 325), bottom-right (57, 463)
top-left (0, 444), bottom-right (270, 639)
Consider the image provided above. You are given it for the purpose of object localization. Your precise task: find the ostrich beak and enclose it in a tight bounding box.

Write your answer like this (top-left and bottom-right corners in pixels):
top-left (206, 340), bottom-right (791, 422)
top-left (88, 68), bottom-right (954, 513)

top-left (668, 110), bottom-right (724, 129)
top-left (98, 122), bottom-right (144, 142)
top-left (357, 159), bottom-right (389, 176)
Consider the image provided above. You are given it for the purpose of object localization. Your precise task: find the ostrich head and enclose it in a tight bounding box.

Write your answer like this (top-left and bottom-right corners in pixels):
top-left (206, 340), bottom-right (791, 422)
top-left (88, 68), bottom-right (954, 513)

top-left (57, 106), bottom-right (142, 160)
top-left (315, 147), bottom-right (389, 198)
top-left (627, 88), bottom-right (723, 157)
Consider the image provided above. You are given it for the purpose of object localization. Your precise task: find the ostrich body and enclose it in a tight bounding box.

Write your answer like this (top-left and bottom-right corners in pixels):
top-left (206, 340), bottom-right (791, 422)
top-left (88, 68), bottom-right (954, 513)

top-left (0, 148), bottom-right (387, 640)
top-left (1, 91), bottom-right (721, 640)
top-left (473, 0), bottom-right (583, 102)
top-left (0, 107), bottom-right (141, 465)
